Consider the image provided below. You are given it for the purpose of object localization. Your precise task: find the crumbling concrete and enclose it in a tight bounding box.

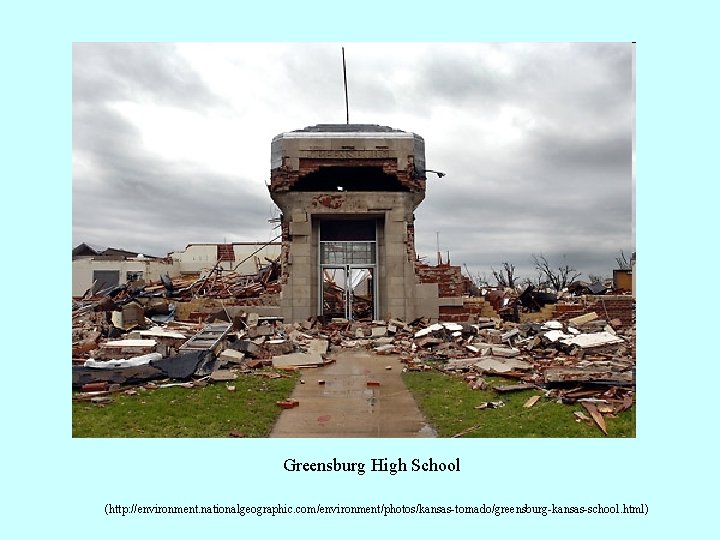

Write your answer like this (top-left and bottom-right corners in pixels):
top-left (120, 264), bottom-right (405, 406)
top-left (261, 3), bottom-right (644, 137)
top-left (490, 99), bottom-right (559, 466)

top-left (269, 124), bottom-right (429, 323)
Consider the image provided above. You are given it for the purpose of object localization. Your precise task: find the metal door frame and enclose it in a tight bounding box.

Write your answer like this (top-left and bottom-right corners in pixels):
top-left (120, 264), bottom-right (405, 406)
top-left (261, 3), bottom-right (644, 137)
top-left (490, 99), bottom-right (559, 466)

top-left (320, 264), bottom-right (377, 320)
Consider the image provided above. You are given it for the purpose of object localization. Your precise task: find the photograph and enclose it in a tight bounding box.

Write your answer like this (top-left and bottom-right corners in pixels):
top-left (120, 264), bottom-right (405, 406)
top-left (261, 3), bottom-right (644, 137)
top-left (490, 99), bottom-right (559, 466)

top-left (72, 42), bottom-right (635, 438)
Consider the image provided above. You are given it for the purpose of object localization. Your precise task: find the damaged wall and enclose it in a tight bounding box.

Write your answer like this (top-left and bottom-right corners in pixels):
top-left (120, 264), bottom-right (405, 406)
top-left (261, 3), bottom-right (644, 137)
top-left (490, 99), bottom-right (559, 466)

top-left (73, 242), bottom-right (282, 297)
top-left (416, 263), bottom-right (465, 297)
top-left (269, 124), bottom-right (426, 196)
top-left (553, 295), bottom-right (635, 327)
top-left (72, 258), bottom-right (181, 297)
top-left (169, 242), bottom-right (281, 275)
top-left (414, 263), bottom-right (500, 323)
top-left (271, 191), bottom-right (421, 322)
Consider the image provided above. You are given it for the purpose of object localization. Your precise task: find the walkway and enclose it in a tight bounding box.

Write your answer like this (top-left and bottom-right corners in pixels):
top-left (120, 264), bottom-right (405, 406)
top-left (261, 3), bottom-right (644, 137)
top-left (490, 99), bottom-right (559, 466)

top-left (270, 350), bottom-right (436, 438)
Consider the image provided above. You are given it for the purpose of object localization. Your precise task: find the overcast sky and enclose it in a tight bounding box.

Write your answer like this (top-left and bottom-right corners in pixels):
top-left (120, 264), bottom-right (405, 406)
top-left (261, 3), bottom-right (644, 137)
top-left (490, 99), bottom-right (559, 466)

top-left (72, 42), bottom-right (634, 282)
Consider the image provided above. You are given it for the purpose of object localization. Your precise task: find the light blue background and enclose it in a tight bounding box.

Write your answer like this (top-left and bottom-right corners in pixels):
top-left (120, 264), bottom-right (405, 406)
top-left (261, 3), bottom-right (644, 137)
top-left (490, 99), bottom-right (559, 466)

top-left (3, 0), bottom-right (716, 538)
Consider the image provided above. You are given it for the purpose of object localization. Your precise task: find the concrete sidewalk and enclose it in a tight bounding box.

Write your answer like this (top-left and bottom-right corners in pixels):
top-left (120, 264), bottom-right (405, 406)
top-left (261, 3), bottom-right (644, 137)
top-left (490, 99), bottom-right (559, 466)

top-left (270, 350), bottom-right (436, 438)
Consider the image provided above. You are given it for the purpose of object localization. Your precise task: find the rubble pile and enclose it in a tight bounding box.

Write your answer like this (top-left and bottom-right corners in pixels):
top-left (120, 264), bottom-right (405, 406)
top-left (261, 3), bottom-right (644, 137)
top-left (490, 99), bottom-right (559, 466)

top-left (73, 280), bottom-right (635, 434)
top-left (186, 259), bottom-right (282, 299)
top-left (400, 311), bottom-right (635, 435)
top-left (73, 257), bottom-right (281, 315)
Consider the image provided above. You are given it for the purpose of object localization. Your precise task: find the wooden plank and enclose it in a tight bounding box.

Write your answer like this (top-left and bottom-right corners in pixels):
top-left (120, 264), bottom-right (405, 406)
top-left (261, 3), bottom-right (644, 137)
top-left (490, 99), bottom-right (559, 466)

top-left (581, 402), bottom-right (608, 436)
top-left (523, 395), bottom-right (541, 408)
top-left (493, 383), bottom-right (536, 393)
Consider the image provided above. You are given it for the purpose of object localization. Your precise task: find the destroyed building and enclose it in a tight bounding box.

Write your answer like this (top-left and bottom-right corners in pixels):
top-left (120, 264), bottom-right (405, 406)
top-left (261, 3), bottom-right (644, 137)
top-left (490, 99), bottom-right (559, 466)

top-left (73, 125), bottom-right (636, 438)
top-left (72, 125), bottom-right (500, 323)
top-left (72, 242), bottom-right (281, 297)
top-left (269, 124), bottom-right (444, 323)
top-left (73, 125), bottom-right (634, 327)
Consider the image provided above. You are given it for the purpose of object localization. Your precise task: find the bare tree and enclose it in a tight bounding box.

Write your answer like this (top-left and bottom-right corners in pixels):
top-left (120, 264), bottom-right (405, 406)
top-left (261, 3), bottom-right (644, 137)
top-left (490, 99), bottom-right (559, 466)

top-left (475, 271), bottom-right (490, 288)
top-left (463, 264), bottom-right (489, 288)
top-left (491, 262), bottom-right (516, 288)
top-left (532, 254), bottom-right (582, 292)
top-left (616, 250), bottom-right (631, 270)
top-left (588, 274), bottom-right (604, 284)
top-left (521, 271), bottom-right (549, 290)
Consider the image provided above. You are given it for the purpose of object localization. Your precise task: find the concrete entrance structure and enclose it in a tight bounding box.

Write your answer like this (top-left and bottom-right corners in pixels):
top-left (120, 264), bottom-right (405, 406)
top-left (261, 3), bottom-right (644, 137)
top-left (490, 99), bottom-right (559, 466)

top-left (269, 124), bottom-right (440, 323)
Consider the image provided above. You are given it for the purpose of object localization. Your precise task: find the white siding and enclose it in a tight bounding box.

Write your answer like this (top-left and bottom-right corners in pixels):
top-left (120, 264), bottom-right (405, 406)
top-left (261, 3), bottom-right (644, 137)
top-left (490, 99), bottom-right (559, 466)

top-left (169, 243), bottom-right (281, 275)
top-left (72, 258), bottom-right (180, 297)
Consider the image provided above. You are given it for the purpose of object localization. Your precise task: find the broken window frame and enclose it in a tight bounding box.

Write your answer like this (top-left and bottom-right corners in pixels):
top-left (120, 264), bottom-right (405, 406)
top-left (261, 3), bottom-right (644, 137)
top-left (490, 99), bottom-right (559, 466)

top-left (319, 241), bottom-right (376, 265)
top-left (126, 270), bottom-right (144, 283)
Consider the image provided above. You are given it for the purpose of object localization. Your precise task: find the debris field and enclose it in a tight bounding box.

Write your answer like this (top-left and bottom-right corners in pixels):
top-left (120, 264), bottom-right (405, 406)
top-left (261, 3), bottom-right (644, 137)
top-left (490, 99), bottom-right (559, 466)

top-left (72, 267), bottom-right (635, 436)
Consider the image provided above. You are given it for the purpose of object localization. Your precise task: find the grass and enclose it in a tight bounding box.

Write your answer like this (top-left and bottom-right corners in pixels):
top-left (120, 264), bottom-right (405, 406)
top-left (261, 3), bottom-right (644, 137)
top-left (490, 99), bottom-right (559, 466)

top-left (72, 371), bottom-right (298, 438)
top-left (73, 364), bottom-right (636, 438)
top-left (402, 370), bottom-right (635, 438)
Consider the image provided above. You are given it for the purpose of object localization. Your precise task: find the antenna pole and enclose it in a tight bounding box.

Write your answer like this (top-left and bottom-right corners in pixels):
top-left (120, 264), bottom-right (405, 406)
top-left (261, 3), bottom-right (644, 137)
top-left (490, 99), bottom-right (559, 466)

top-left (342, 47), bottom-right (349, 124)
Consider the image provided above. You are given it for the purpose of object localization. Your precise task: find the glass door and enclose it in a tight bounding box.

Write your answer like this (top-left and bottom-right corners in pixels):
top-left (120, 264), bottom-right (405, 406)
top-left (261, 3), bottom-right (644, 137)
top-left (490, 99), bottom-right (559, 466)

top-left (348, 267), bottom-right (374, 320)
top-left (322, 267), bottom-right (348, 320)
top-left (321, 265), bottom-right (375, 321)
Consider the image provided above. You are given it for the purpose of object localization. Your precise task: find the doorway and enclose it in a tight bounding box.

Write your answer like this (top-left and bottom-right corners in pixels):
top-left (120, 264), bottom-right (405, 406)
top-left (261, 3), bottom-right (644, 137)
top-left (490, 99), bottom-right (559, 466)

top-left (319, 219), bottom-right (378, 321)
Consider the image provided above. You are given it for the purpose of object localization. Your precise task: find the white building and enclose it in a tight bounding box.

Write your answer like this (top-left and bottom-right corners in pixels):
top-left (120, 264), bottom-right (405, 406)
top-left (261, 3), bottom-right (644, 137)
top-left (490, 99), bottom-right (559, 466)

top-left (168, 242), bottom-right (281, 276)
top-left (72, 242), bottom-right (281, 297)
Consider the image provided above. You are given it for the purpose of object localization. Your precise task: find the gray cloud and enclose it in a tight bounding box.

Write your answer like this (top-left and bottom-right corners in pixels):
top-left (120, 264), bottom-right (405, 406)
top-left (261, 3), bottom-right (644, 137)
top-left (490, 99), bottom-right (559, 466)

top-left (73, 43), bottom-right (220, 108)
top-left (73, 43), bottom-right (634, 279)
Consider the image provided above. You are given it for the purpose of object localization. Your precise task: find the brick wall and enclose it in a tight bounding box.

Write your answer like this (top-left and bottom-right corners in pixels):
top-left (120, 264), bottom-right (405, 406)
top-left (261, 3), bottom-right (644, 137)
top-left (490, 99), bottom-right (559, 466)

top-left (439, 299), bottom-right (499, 322)
top-left (553, 295), bottom-right (635, 326)
top-left (269, 161), bottom-right (425, 193)
top-left (415, 263), bottom-right (464, 297)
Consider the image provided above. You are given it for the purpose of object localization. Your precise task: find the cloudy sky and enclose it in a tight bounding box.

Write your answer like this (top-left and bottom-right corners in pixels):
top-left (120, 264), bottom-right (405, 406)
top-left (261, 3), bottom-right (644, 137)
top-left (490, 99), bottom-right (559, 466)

top-left (72, 42), bottom-right (634, 282)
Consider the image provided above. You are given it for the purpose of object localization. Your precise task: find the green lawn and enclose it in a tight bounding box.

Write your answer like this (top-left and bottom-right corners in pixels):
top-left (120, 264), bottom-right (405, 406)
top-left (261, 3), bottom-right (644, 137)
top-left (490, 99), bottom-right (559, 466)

top-left (72, 372), bottom-right (298, 438)
top-left (73, 366), bottom-right (635, 438)
top-left (403, 370), bottom-right (635, 438)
